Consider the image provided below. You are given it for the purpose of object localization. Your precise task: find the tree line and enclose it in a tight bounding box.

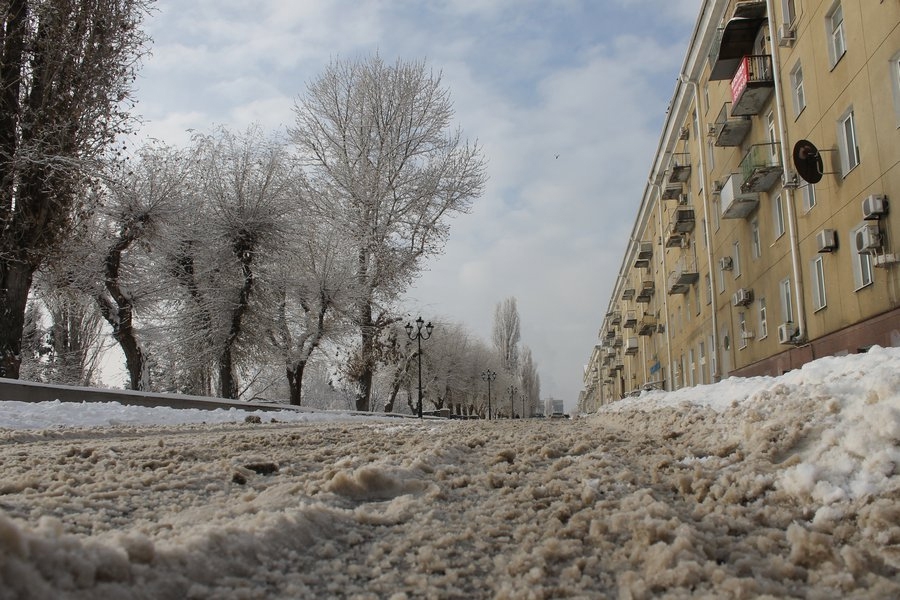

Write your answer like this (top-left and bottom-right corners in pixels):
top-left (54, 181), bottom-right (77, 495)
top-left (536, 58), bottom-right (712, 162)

top-left (2, 1), bottom-right (545, 416)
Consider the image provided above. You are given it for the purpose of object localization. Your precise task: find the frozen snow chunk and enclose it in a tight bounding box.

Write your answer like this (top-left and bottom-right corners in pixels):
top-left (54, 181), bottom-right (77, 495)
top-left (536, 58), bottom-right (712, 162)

top-left (325, 466), bottom-right (429, 502)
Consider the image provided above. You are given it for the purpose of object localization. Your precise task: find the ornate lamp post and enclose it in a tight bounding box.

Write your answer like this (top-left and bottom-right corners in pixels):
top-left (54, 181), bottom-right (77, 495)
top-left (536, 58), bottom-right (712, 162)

top-left (481, 369), bottom-right (496, 420)
top-left (405, 317), bottom-right (433, 419)
top-left (508, 385), bottom-right (518, 418)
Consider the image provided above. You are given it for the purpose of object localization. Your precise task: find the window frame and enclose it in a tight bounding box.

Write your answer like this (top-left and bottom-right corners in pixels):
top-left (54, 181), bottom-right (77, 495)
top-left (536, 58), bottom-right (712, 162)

top-left (811, 255), bottom-right (827, 311)
top-left (826, 1), bottom-right (846, 68)
top-left (758, 297), bottom-right (768, 340)
top-left (780, 277), bottom-right (794, 323)
top-left (838, 107), bottom-right (860, 176)
top-left (773, 193), bottom-right (786, 239)
top-left (790, 62), bottom-right (806, 117)
top-left (801, 183), bottom-right (816, 212)
top-left (751, 218), bottom-right (761, 259)
top-left (850, 224), bottom-right (875, 291)
top-left (733, 241), bottom-right (742, 278)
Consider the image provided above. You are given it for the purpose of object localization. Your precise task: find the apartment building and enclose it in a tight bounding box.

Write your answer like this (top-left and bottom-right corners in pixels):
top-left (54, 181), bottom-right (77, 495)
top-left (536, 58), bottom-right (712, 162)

top-left (581, 0), bottom-right (900, 411)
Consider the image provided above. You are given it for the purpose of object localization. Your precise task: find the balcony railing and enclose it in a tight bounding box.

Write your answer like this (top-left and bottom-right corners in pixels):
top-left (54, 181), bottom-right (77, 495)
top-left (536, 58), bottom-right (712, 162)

top-left (731, 55), bottom-right (774, 116)
top-left (712, 102), bottom-right (750, 147)
top-left (668, 153), bottom-right (692, 183)
top-left (638, 315), bottom-right (657, 336)
top-left (636, 280), bottom-right (654, 303)
top-left (667, 257), bottom-right (700, 295)
top-left (623, 310), bottom-right (637, 329)
top-left (739, 142), bottom-right (783, 192)
top-left (633, 241), bottom-right (653, 269)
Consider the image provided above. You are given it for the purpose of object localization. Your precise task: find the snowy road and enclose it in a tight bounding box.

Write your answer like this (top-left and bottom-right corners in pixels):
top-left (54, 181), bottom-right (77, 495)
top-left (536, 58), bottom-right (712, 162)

top-left (2, 395), bottom-right (898, 599)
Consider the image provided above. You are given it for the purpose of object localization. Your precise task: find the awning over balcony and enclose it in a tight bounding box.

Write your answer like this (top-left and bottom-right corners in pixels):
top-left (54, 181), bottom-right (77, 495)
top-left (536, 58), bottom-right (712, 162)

top-left (709, 17), bottom-right (766, 80)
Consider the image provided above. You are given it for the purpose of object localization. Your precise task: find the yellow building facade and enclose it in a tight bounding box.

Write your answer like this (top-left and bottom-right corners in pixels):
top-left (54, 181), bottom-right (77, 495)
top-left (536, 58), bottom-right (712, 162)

top-left (581, 0), bottom-right (900, 411)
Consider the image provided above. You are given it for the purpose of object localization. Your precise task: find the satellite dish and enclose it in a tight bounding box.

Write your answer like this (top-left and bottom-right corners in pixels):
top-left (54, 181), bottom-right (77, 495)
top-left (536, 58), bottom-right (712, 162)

top-left (793, 139), bottom-right (824, 184)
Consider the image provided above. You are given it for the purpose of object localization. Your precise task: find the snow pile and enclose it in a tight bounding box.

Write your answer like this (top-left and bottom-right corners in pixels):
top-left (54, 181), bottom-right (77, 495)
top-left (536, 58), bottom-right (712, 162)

top-left (0, 347), bottom-right (898, 598)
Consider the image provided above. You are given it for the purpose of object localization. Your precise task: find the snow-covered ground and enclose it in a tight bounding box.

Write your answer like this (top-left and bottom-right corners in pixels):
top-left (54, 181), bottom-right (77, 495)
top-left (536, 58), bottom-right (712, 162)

top-left (1, 347), bottom-right (899, 599)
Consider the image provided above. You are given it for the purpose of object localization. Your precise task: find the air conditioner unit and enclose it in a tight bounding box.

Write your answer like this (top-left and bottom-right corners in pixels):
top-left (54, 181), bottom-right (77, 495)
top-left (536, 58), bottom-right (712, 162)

top-left (855, 223), bottom-right (882, 254)
top-left (719, 256), bottom-right (734, 271)
top-left (778, 24), bottom-right (796, 47)
top-left (777, 322), bottom-right (797, 345)
top-left (732, 288), bottom-right (753, 307)
top-left (862, 195), bottom-right (888, 220)
top-left (816, 229), bottom-right (838, 253)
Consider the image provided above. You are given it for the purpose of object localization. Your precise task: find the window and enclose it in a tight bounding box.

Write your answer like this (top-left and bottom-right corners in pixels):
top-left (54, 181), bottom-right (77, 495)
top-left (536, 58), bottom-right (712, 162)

top-left (790, 63), bottom-right (806, 116)
top-left (838, 108), bottom-right (860, 175)
top-left (713, 198), bottom-right (721, 231)
top-left (758, 297), bottom-right (768, 339)
top-left (708, 334), bottom-right (717, 380)
top-left (704, 273), bottom-right (712, 305)
top-left (694, 284), bottom-right (701, 316)
top-left (850, 224), bottom-right (875, 290)
top-left (782, 0), bottom-right (796, 25)
top-left (698, 341), bottom-right (706, 385)
top-left (827, 2), bottom-right (846, 67)
top-left (707, 139), bottom-right (715, 170)
top-left (811, 256), bottom-right (827, 311)
top-left (780, 278), bottom-right (794, 323)
top-left (688, 348), bottom-right (695, 387)
top-left (738, 312), bottom-right (748, 349)
top-left (717, 261), bottom-right (725, 294)
top-left (751, 219), bottom-right (761, 259)
top-left (703, 84), bottom-right (710, 114)
top-left (801, 183), bottom-right (816, 212)
top-left (773, 193), bottom-right (786, 238)
top-left (733, 241), bottom-right (742, 278)
top-left (891, 51), bottom-right (900, 127)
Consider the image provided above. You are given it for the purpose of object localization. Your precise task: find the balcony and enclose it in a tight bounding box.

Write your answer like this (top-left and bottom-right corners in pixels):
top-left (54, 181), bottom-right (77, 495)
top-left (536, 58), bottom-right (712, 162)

top-left (610, 311), bottom-right (621, 326)
top-left (708, 2), bottom-right (767, 81)
top-left (661, 183), bottom-right (683, 200)
top-left (638, 315), bottom-right (657, 336)
top-left (720, 172), bottom-right (759, 219)
top-left (612, 336), bottom-right (623, 348)
top-left (636, 280), bottom-right (654, 304)
top-left (730, 55), bottom-right (774, 116)
top-left (624, 337), bottom-right (639, 356)
top-left (668, 153), bottom-right (692, 183)
top-left (623, 310), bottom-right (637, 329)
top-left (664, 207), bottom-right (695, 248)
top-left (667, 257), bottom-right (699, 295)
top-left (622, 287), bottom-right (635, 301)
top-left (739, 142), bottom-right (783, 192)
top-left (633, 241), bottom-right (653, 269)
top-left (712, 102), bottom-right (751, 147)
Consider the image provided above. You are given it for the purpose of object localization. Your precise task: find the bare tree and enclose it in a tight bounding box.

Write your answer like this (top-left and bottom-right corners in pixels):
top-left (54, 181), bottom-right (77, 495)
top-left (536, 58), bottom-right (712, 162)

top-left (290, 55), bottom-right (487, 411)
top-left (0, 0), bottom-right (152, 379)
top-left (492, 297), bottom-right (521, 375)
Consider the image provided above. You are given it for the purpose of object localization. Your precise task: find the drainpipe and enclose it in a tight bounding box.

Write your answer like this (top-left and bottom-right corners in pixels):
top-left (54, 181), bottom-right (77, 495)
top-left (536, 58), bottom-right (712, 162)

top-left (766, 0), bottom-right (807, 343)
top-left (649, 179), bottom-right (674, 390)
top-left (679, 74), bottom-right (721, 381)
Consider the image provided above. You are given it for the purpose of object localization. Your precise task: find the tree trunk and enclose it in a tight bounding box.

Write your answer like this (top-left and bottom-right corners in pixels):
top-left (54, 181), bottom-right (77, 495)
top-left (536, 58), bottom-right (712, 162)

top-left (355, 300), bottom-right (375, 412)
top-left (0, 259), bottom-right (34, 379)
top-left (219, 347), bottom-right (238, 399)
top-left (287, 361), bottom-right (306, 406)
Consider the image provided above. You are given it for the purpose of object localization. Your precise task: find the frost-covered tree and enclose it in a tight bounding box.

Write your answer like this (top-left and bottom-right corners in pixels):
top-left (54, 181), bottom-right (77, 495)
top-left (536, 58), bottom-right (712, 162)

top-left (271, 220), bottom-right (358, 406)
top-left (0, 0), bottom-right (152, 379)
top-left (161, 126), bottom-right (297, 399)
top-left (290, 55), bottom-right (487, 411)
top-left (520, 345), bottom-right (541, 417)
top-left (492, 297), bottom-right (521, 376)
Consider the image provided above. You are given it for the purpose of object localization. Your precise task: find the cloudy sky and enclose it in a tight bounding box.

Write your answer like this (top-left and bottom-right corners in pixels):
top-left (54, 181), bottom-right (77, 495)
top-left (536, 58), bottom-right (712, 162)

top-left (132, 0), bottom-right (702, 409)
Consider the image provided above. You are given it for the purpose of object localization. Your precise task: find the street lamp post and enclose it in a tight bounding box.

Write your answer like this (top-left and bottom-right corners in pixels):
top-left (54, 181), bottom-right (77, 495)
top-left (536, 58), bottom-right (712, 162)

top-left (481, 369), bottom-right (496, 420)
top-left (405, 317), bottom-right (434, 419)
top-left (508, 385), bottom-right (518, 418)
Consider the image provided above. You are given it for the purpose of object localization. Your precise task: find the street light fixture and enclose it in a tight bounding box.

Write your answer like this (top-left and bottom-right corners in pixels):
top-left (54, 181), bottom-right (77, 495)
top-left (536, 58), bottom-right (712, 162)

top-left (481, 369), bottom-right (496, 420)
top-left (508, 385), bottom-right (518, 419)
top-left (405, 316), bottom-right (434, 419)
